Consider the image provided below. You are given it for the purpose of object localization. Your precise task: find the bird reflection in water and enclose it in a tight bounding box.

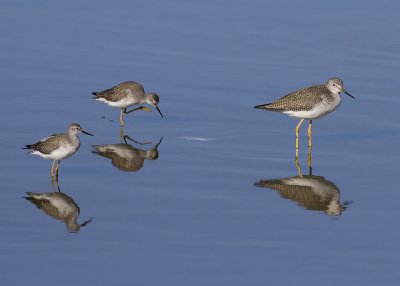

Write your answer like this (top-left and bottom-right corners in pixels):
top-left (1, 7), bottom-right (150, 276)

top-left (24, 178), bottom-right (93, 232)
top-left (255, 150), bottom-right (351, 216)
top-left (92, 129), bottom-right (163, 172)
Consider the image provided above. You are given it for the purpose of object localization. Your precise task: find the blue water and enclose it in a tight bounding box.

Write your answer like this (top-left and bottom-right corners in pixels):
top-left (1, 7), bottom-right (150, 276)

top-left (1, 0), bottom-right (399, 285)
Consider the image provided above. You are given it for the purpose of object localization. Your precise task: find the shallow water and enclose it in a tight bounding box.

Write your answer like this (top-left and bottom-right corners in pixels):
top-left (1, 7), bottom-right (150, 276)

top-left (1, 0), bottom-right (400, 285)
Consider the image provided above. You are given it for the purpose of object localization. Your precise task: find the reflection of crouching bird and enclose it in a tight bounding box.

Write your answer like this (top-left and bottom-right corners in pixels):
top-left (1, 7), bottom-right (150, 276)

top-left (255, 175), bottom-right (351, 216)
top-left (24, 192), bottom-right (92, 232)
top-left (92, 136), bottom-right (163, 172)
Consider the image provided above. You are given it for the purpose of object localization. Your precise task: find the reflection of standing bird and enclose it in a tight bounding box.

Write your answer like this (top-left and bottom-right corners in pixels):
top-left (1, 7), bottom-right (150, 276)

top-left (255, 175), bottom-right (350, 216)
top-left (92, 137), bottom-right (163, 172)
top-left (23, 123), bottom-right (93, 178)
top-left (24, 192), bottom-right (92, 232)
top-left (92, 81), bottom-right (163, 127)
top-left (254, 78), bottom-right (354, 149)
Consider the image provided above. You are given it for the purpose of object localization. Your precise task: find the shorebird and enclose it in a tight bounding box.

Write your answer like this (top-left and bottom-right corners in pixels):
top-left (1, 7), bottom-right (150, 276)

top-left (254, 78), bottom-right (354, 149)
top-left (24, 191), bottom-right (92, 232)
top-left (23, 123), bottom-right (93, 177)
top-left (92, 81), bottom-right (163, 126)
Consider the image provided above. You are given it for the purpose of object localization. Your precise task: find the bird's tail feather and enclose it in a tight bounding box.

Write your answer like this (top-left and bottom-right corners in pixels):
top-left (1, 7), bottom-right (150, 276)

top-left (254, 103), bottom-right (271, 109)
top-left (24, 192), bottom-right (41, 199)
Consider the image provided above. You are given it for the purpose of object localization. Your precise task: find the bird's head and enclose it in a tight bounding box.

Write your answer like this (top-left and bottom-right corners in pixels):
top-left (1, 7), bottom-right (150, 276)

top-left (145, 93), bottom-right (163, 117)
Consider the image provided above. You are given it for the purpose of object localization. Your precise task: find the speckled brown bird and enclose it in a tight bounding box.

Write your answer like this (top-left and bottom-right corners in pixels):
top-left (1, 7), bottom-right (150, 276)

top-left (23, 123), bottom-right (93, 177)
top-left (254, 77), bottom-right (354, 149)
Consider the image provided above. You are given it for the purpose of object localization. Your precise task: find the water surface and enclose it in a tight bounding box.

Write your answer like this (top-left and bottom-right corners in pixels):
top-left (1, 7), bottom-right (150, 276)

top-left (1, 0), bottom-right (399, 285)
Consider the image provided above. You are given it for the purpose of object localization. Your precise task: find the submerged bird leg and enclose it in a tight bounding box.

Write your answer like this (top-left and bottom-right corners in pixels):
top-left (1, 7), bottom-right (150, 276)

top-left (55, 160), bottom-right (61, 177)
top-left (295, 155), bottom-right (303, 178)
top-left (51, 176), bottom-right (55, 191)
top-left (295, 118), bottom-right (305, 150)
top-left (51, 176), bottom-right (61, 192)
top-left (119, 127), bottom-right (124, 144)
top-left (55, 176), bottom-right (61, 192)
top-left (119, 109), bottom-right (125, 127)
top-left (307, 146), bottom-right (312, 175)
top-left (308, 120), bottom-right (313, 147)
top-left (124, 106), bottom-right (151, 114)
top-left (51, 160), bottom-right (55, 178)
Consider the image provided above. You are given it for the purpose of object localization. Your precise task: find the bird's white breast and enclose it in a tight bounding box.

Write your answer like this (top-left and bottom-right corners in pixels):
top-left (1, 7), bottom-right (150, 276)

top-left (283, 94), bottom-right (342, 120)
top-left (97, 97), bottom-right (136, 108)
top-left (33, 140), bottom-right (80, 160)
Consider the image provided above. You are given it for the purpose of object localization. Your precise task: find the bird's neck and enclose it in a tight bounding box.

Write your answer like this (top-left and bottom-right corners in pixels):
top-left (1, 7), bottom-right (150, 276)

top-left (141, 93), bottom-right (152, 104)
top-left (67, 132), bottom-right (79, 143)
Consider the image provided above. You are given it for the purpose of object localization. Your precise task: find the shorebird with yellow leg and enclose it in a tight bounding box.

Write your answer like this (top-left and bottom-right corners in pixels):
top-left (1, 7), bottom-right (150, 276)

top-left (92, 81), bottom-right (164, 127)
top-left (23, 123), bottom-right (93, 178)
top-left (255, 77), bottom-right (354, 160)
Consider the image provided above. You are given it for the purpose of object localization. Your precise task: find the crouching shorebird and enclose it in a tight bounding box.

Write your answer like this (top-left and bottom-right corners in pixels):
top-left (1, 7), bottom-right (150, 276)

top-left (23, 123), bottom-right (93, 178)
top-left (92, 81), bottom-right (164, 127)
top-left (254, 78), bottom-right (354, 151)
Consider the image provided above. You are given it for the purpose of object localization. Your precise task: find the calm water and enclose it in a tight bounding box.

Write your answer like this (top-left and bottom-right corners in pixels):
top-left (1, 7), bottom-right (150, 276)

top-left (1, 0), bottom-right (400, 285)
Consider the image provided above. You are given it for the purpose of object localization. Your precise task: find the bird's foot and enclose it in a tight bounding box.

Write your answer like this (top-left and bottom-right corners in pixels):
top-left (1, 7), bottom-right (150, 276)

top-left (142, 107), bottom-right (151, 112)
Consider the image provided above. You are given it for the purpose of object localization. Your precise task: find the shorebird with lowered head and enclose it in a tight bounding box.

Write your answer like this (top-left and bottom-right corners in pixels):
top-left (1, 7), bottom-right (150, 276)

top-left (92, 81), bottom-right (163, 127)
top-left (254, 77), bottom-right (354, 150)
top-left (23, 123), bottom-right (93, 178)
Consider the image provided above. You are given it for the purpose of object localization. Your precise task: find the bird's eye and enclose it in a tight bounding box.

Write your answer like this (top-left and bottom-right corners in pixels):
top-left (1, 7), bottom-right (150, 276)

top-left (333, 84), bottom-right (336, 86)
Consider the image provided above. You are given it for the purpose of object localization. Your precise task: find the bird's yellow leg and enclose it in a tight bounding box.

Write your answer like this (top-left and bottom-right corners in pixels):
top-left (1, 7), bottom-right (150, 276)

top-left (119, 109), bottom-right (125, 127)
top-left (307, 146), bottom-right (312, 175)
top-left (125, 106), bottom-right (150, 114)
top-left (142, 107), bottom-right (151, 112)
top-left (55, 160), bottom-right (61, 177)
top-left (51, 160), bottom-right (55, 178)
top-left (308, 120), bottom-right (312, 148)
top-left (295, 118), bottom-right (305, 150)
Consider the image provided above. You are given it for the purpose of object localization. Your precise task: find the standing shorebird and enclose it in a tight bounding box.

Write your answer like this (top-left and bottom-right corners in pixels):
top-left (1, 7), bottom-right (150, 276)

top-left (254, 78), bottom-right (354, 150)
top-left (23, 123), bottom-right (93, 177)
top-left (92, 81), bottom-right (163, 127)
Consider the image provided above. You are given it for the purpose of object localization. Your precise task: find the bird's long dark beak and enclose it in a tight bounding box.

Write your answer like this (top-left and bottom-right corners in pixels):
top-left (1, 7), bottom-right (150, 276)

top-left (155, 105), bottom-right (164, 117)
top-left (155, 137), bottom-right (164, 148)
top-left (80, 218), bottom-right (93, 227)
top-left (342, 89), bottom-right (355, 99)
top-left (82, 130), bottom-right (94, 136)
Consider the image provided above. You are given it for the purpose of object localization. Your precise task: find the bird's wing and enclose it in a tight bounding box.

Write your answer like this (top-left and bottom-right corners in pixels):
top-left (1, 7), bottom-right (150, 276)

top-left (256, 85), bottom-right (328, 111)
top-left (24, 134), bottom-right (60, 150)
top-left (31, 134), bottom-right (65, 154)
top-left (92, 81), bottom-right (144, 102)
